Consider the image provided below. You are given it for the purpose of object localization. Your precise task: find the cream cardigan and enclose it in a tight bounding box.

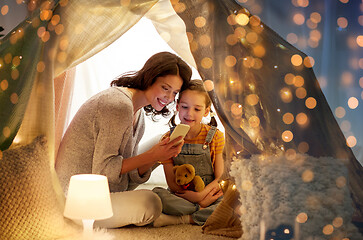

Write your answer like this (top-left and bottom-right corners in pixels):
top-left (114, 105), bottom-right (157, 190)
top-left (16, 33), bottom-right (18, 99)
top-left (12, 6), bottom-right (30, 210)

top-left (56, 87), bottom-right (151, 193)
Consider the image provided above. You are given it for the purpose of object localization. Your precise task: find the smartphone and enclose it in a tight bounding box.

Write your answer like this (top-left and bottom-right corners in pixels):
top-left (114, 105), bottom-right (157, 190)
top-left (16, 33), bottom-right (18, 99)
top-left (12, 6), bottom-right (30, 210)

top-left (169, 124), bottom-right (190, 145)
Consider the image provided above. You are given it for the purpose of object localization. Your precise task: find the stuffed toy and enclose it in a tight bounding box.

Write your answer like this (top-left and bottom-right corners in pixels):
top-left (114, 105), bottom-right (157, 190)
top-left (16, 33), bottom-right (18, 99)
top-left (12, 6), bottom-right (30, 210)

top-left (173, 164), bottom-right (205, 192)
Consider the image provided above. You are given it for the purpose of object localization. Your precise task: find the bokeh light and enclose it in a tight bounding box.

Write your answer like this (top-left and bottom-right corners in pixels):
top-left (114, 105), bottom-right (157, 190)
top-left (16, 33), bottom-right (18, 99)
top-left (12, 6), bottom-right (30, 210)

top-left (305, 97), bottom-right (317, 109)
top-left (335, 107), bottom-right (346, 118)
top-left (337, 17), bottom-right (348, 29)
top-left (1, 5), bottom-right (9, 15)
top-left (296, 212), bottom-right (308, 223)
top-left (291, 54), bottom-right (303, 66)
top-left (322, 224), bottom-right (334, 235)
top-left (249, 116), bottom-right (260, 128)
top-left (347, 97), bottom-right (358, 109)
top-left (296, 113), bottom-right (308, 126)
top-left (235, 13), bottom-right (249, 26)
top-left (346, 135), bottom-right (357, 147)
top-left (332, 217), bottom-right (343, 228)
top-left (194, 16), bottom-right (206, 28)
top-left (246, 94), bottom-right (259, 106)
top-left (298, 141), bottom-right (309, 153)
top-left (293, 13), bottom-right (305, 25)
top-left (282, 130), bottom-right (294, 142)
top-left (296, 87), bottom-right (307, 99)
top-left (302, 169), bottom-right (314, 182)
top-left (336, 176), bottom-right (347, 188)
top-left (283, 112), bottom-right (294, 124)
top-left (3, 127), bottom-right (11, 138)
top-left (280, 87), bottom-right (293, 103)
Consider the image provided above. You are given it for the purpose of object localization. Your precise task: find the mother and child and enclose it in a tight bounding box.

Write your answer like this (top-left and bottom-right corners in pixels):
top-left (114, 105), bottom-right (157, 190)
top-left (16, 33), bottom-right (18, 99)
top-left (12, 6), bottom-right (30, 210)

top-left (55, 51), bottom-right (225, 228)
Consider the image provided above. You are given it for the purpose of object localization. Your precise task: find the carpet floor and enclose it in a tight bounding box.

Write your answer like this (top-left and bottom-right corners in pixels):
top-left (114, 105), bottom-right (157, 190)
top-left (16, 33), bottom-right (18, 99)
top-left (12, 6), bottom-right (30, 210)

top-left (107, 224), bottom-right (236, 240)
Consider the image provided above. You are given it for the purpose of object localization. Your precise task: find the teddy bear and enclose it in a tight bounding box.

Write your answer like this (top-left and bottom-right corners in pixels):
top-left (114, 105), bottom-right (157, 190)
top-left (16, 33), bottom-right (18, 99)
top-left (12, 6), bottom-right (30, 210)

top-left (173, 164), bottom-right (205, 192)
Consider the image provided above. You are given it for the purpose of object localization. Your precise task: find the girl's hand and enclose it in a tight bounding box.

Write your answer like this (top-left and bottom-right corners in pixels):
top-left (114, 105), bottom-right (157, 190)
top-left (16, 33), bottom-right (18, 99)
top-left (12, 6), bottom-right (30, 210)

top-left (175, 190), bottom-right (203, 203)
top-left (149, 137), bottom-right (184, 163)
top-left (198, 187), bottom-right (223, 208)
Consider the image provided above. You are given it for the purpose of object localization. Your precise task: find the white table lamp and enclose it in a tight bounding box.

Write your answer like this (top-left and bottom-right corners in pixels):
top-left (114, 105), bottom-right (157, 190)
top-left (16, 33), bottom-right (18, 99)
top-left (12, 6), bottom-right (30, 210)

top-left (64, 174), bottom-right (113, 238)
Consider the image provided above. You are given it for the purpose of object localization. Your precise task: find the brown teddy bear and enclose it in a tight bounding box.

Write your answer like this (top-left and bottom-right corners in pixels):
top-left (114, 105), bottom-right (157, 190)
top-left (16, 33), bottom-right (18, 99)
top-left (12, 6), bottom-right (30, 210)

top-left (173, 164), bottom-right (205, 192)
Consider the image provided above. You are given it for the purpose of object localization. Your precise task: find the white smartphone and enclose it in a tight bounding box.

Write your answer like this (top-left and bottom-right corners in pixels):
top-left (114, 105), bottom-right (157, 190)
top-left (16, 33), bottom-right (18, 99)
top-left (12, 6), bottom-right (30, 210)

top-left (169, 124), bottom-right (190, 145)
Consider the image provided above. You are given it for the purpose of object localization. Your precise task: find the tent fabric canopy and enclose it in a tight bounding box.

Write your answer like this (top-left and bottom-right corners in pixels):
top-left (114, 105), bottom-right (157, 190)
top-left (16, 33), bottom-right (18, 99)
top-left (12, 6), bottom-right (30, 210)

top-left (0, 0), bottom-right (362, 230)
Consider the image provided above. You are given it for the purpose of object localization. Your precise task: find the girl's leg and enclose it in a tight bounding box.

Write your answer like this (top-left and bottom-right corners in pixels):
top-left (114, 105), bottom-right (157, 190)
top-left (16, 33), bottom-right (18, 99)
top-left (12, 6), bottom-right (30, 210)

top-left (152, 187), bottom-right (198, 216)
top-left (152, 187), bottom-right (198, 227)
top-left (94, 189), bottom-right (162, 228)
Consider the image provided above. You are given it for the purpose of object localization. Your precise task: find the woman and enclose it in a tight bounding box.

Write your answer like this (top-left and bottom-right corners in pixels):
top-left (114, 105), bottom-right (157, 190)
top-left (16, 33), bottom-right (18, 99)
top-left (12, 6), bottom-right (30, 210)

top-left (55, 51), bottom-right (192, 228)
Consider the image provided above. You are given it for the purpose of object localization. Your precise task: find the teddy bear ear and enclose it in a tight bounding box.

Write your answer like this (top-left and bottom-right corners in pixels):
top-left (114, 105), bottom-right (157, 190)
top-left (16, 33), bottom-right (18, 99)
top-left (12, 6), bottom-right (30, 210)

top-left (173, 165), bottom-right (179, 173)
top-left (185, 164), bottom-right (195, 175)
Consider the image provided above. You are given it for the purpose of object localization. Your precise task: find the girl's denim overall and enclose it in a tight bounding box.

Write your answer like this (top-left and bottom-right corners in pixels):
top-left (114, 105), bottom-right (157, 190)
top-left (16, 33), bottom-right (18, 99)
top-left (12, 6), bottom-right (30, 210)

top-left (153, 126), bottom-right (222, 225)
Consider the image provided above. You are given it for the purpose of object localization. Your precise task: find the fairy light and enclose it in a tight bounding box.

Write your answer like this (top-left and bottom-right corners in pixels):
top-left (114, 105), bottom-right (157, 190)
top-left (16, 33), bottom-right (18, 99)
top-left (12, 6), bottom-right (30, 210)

top-left (302, 169), bottom-right (314, 182)
top-left (336, 176), bottom-right (347, 188)
top-left (283, 113), bottom-right (294, 125)
top-left (201, 57), bottom-right (213, 69)
top-left (199, 34), bottom-right (211, 46)
top-left (346, 135), bottom-right (357, 147)
top-left (225, 55), bottom-right (237, 67)
top-left (322, 224), bottom-right (334, 235)
top-left (2, 127), bottom-right (11, 138)
top-left (10, 93), bottom-right (19, 104)
top-left (296, 87), bottom-right (307, 99)
top-left (296, 212), bottom-right (308, 223)
top-left (194, 16), bottom-right (206, 28)
top-left (347, 97), bottom-right (358, 109)
top-left (282, 130), bottom-right (293, 142)
top-left (305, 97), bottom-right (317, 109)
top-left (298, 142), bottom-right (309, 153)
top-left (1, 5), bottom-right (9, 15)
top-left (287, 33), bottom-right (298, 44)
top-left (332, 217), bottom-right (343, 228)
top-left (246, 94), bottom-right (259, 106)
top-left (249, 116), bottom-right (260, 128)
top-left (335, 107), bottom-right (346, 118)
top-left (293, 13), bottom-right (305, 25)
top-left (235, 13), bottom-right (249, 26)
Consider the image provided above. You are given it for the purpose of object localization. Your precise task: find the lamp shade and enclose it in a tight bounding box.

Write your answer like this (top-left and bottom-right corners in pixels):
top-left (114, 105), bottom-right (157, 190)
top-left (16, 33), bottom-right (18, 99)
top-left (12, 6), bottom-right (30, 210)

top-left (63, 174), bottom-right (113, 220)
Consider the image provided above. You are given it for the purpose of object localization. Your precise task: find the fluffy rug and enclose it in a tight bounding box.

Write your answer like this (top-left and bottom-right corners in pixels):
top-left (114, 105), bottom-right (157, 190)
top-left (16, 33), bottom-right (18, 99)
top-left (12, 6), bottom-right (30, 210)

top-left (230, 153), bottom-right (362, 240)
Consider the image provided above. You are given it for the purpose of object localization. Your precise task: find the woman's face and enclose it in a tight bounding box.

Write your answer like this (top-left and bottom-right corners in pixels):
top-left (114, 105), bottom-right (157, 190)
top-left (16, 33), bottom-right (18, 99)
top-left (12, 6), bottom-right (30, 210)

top-left (145, 75), bottom-right (183, 111)
top-left (177, 90), bottom-right (210, 129)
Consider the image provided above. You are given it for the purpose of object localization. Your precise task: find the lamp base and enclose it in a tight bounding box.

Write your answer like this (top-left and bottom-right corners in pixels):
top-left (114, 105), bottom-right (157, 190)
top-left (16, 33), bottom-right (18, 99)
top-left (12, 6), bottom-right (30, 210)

top-left (82, 219), bottom-right (95, 239)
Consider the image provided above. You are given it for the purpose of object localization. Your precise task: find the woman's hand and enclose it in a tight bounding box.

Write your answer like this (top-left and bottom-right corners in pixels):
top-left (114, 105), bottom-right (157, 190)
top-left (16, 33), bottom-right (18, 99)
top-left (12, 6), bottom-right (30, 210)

top-left (198, 187), bottom-right (223, 208)
top-left (123, 136), bottom-right (183, 175)
top-left (149, 136), bottom-right (184, 163)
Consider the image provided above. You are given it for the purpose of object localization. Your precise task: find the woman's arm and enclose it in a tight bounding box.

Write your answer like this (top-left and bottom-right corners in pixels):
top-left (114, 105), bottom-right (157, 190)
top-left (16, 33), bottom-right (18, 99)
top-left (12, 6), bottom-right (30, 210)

top-left (121, 137), bottom-right (184, 175)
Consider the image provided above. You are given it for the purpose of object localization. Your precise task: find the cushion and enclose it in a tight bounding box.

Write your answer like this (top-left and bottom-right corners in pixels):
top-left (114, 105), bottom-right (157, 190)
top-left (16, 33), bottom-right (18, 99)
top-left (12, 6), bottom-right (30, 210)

top-left (230, 153), bottom-right (362, 240)
top-left (0, 135), bottom-right (79, 240)
top-left (202, 179), bottom-right (242, 238)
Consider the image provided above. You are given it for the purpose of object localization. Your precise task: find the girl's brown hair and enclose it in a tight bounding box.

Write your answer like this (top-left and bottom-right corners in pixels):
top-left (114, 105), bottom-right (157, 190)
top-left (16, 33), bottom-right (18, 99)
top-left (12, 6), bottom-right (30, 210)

top-left (169, 79), bottom-right (217, 127)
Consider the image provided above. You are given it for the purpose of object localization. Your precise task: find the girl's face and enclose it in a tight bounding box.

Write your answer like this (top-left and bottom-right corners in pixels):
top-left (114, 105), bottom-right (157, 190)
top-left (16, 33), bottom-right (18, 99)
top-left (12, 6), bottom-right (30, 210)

top-left (145, 75), bottom-right (183, 111)
top-left (177, 90), bottom-right (210, 129)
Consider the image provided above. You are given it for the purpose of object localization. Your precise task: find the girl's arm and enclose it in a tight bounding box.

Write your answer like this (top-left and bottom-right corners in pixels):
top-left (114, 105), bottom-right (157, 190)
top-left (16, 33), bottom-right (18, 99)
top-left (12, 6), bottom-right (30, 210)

top-left (198, 152), bottom-right (224, 207)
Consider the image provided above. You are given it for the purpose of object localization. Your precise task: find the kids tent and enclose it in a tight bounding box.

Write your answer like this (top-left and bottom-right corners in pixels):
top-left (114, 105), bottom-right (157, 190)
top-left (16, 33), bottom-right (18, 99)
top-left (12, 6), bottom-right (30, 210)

top-left (0, 0), bottom-right (362, 239)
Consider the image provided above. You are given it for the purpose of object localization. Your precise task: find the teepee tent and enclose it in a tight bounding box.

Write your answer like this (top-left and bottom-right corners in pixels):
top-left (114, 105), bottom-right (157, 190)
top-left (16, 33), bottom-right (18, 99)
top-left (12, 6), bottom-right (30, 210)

top-left (0, 0), bottom-right (362, 239)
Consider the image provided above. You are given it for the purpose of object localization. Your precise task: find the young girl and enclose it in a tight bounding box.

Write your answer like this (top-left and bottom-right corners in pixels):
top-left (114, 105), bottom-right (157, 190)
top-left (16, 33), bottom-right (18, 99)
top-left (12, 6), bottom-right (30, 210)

top-left (153, 79), bottom-right (225, 227)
